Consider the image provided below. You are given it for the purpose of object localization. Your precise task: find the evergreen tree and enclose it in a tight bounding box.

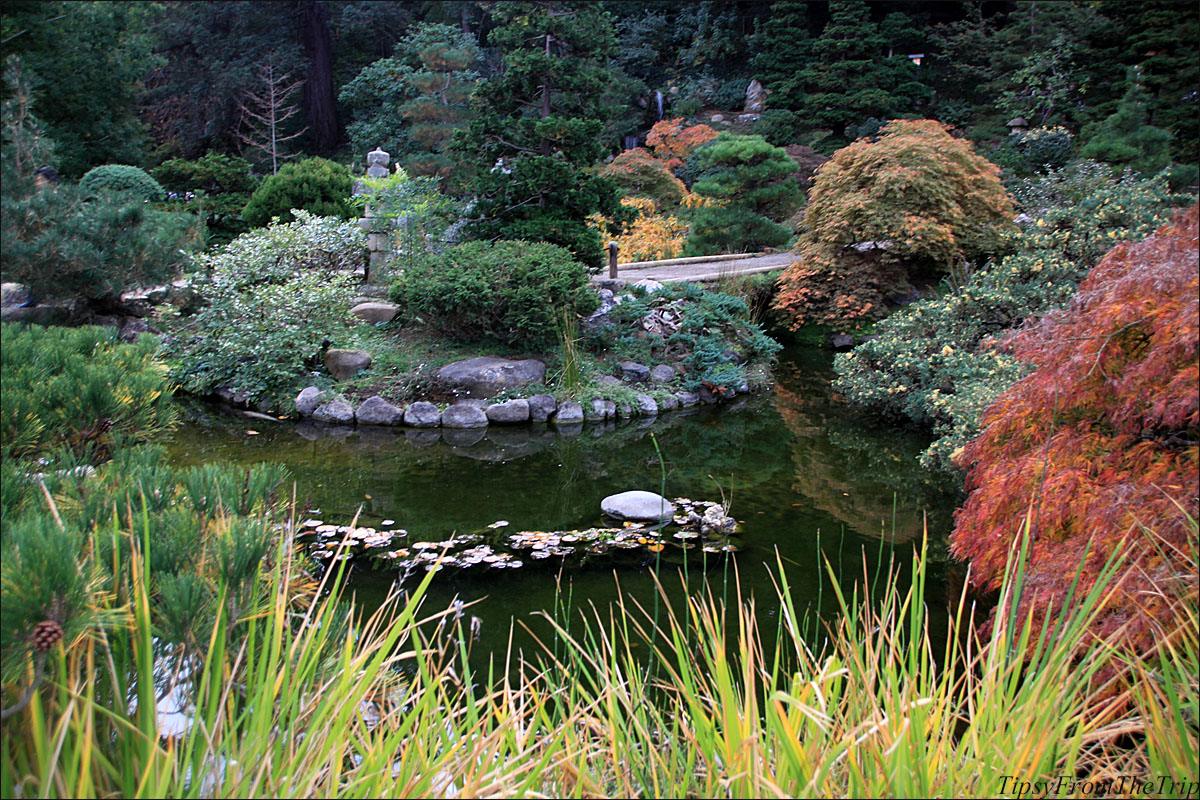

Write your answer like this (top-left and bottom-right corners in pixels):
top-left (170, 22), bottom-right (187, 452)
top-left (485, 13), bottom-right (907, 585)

top-left (395, 23), bottom-right (480, 190)
top-left (453, 1), bottom-right (628, 268)
top-left (796, 0), bottom-right (928, 135)
top-left (751, 0), bottom-right (811, 112)
top-left (1, 1), bottom-right (159, 176)
top-left (1079, 68), bottom-right (1172, 176)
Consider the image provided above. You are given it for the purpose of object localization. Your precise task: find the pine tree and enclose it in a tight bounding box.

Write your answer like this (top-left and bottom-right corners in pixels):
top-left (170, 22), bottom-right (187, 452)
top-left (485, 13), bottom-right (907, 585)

top-left (452, 1), bottom-right (628, 268)
top-left (1079, 68), bottom-right (1173, 176)
top-left (395, 23), bottom-right (480, 191)
top-left (796, 0), bottom-right (928, 135)
top-left (751, 0), bottom-right (811, 112)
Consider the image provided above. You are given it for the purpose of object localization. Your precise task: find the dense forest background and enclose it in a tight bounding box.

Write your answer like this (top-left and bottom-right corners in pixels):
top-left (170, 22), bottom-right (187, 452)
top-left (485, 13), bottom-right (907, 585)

top-left (3, 0), bottom-right (1196, 179)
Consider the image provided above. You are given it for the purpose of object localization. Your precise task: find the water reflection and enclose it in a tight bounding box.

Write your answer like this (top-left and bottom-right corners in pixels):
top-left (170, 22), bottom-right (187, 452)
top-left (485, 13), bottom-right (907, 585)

top-left (165, 344), bottom-right (962, 661)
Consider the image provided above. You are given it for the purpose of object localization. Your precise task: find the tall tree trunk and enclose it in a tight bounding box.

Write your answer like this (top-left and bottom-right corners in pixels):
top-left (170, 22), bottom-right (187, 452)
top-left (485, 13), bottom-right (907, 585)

top-left (297, 0), bottom-right (337, 154)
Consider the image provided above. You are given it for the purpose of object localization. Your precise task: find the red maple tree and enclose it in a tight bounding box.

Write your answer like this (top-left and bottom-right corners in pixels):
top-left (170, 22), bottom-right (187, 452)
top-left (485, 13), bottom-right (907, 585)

top-left (952, 207), bottom-right (1199, 661)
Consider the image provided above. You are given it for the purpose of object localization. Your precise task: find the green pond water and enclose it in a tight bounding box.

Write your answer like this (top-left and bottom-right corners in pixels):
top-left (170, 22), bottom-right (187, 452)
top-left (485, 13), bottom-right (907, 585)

top-left (165, 344), bottom-right (964, 662)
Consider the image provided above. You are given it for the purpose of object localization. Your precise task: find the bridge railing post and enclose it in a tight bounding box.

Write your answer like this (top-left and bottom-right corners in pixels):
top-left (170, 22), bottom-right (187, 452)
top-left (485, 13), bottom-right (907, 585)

top-left (607, 241), bottom-right (619, 279)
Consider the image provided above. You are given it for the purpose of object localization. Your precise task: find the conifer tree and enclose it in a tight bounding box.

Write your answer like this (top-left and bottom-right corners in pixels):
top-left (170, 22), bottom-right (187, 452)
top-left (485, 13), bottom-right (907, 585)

top-left (796, 0), bottom-right (928, 135)
top-left (453, 1), bottom-right (628, 268)
top-left (751, 0), bottom-right (811, 112)
top-left (1079, 68), bottom-right (1173, 176)
top-left (395, 23), bottom-right (480, 191)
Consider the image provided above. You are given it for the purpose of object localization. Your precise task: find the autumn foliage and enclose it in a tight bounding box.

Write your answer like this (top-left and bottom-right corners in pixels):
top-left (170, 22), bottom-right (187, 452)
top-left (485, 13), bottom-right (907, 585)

top-left (645, 118), bottom-right (718, 170)
top-left (774, 120), bottom-right (1015, 329)
top-left (951, 207), bottom-right (1199, 661)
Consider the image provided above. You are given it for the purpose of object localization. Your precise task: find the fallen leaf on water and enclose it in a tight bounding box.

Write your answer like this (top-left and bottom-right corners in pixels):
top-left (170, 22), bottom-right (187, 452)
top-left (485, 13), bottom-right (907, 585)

top-left (246, 430), bottom-right (259, 435)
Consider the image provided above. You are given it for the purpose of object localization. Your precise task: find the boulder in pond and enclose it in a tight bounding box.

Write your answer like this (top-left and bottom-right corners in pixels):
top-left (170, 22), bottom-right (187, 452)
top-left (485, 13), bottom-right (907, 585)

top-left (295, 386), bottom-right (322, 416)
top-left (676, 391), bottom-right (699, 407)
top-left (528, 394), bottom-right (557, 421)
top-left (441, 402), bottom-right (489, 428)
top-left (312, 396), bottom-right (355, 424)
top-left (601, 491), bottom-right (676, 523)
top-left (437, 357), bottom-right (546, 398)
top-left (635, 394), bottom-right (659, 416)
top-left (486, 398), bottom-right (530, 424)
top-left (403, 401), bottom-right (441, 428)
top-left (553, 401), bottom-right (584, 424)
top-left (325, 349), bottom-right (372, 380)
top-left (356, 395), bottom-right (403, 426)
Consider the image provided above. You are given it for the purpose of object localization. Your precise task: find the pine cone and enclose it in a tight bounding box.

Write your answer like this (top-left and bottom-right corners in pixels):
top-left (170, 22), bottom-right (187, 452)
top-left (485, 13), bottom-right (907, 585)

top-left (30, 620), bottom-right (63, 653)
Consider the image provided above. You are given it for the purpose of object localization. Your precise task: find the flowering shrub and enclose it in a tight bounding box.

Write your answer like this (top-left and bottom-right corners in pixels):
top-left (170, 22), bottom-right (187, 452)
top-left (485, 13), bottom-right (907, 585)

top-left (162, 213), bottom-right (364, 405)
top-left (834, 162), bottom-right (1178, 472)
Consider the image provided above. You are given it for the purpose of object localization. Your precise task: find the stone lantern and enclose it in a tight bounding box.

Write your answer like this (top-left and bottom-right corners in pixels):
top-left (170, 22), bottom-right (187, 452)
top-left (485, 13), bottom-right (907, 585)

top-left (1006, 117), bottom-right (1029, 136)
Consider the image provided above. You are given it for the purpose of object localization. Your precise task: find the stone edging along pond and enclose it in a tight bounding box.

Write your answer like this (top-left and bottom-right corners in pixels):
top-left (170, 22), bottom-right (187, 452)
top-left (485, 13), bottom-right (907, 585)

top-left (292, 375), bottom-right (766, 432)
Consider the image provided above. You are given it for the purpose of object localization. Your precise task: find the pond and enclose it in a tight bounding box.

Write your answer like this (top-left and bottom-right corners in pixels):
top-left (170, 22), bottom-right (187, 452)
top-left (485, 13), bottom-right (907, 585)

top-left (165, 343), bottom-right (964, 665)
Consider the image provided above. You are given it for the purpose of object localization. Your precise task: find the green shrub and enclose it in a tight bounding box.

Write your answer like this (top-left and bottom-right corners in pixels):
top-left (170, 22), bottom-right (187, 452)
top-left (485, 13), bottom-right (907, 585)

top-left (152, 152), bottom-right (259, 246)
top-left (753, 109), bottom-right (801, 147)
top-left (389, 240), bottom-right (597, 347)
top-left (833, 161), bottom-right (1178, 472)
top-left (162, 212), bottom-right (364, 404)
top-left (79, 164), bottom-right (164, 200)
top-left (590, 282), bottom-right (781, 392)
top-left (1, 181), bottom-right (198, 301)
top-left (683, 205), bottom-right (792, 255)
top-left (241, 157), bottom-right (354, 228)
top-left (1, 324), bottom-right (177, 462)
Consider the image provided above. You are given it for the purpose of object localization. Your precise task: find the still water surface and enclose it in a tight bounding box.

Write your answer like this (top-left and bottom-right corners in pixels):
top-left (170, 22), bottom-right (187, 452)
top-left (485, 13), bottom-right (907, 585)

top-left (166, 344), bottom-right (963, 661)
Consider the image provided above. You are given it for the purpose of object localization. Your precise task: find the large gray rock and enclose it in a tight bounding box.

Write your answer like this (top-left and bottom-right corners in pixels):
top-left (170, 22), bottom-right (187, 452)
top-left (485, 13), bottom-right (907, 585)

top-left (437, 357), bottom-right (547, 398)
top-left (441, 402), bottom-right (489, 428)
top-left (635, 394), bottom-right (659, 416)
top-left (650, 364), bottom-right (676, 384)
top-left (403, 401), bottom-right (441, 428)
top-left (676, 391), bottom-right (700, 407)
top-left (619, 361), bottom-right (650, 383)
top-left (324, 349), bottom-right (373, 380)
top-left (586, 398), bottom-right (616, 421)
top-left (601, 491), bottom-right (676, 523)
top-left (658, 393), bottom-right (680, 411)
top-left (744, 79), bottom-right (767, 113)
top-left (486, 398), bottom-right (530, 424)
top-left (553, 401), bottom-right (584, 424)
top-left (355, 395), bottom-right (403, 426)
top-left (118, 319), bottom-right (158, 343)
top-left (295, 387), bottom-right (322, 416)
top-left (528, 394), bottom-right (557, 421)
top-left (350, 302), bottom-right (399, 324)
top-left (312, 396), bottom-right (355, 424)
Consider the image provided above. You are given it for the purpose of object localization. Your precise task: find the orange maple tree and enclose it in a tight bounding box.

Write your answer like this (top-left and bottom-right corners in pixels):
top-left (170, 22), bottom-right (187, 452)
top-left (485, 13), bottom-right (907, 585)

top-left (644, 118), bottom-right (718, 170)
top-left (774, 120), bottom-right (1015, 329)
top-left (951, 207), bottom-right (1199, 661)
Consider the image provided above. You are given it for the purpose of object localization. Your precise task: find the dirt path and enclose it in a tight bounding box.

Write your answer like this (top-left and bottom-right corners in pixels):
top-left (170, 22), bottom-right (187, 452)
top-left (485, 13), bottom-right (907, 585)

top-left (594, 252), bottom-right (795, 284)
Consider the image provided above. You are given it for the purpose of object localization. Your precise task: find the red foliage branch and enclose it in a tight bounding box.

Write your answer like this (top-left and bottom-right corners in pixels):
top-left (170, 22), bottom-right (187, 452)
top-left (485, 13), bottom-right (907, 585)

top-left (951, 207), bottom-right (1199, 660)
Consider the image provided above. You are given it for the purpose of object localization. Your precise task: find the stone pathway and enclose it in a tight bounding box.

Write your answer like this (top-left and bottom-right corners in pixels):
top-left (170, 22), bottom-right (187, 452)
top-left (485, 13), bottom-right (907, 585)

top-left (595, 252), bottom-right (795, 285)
